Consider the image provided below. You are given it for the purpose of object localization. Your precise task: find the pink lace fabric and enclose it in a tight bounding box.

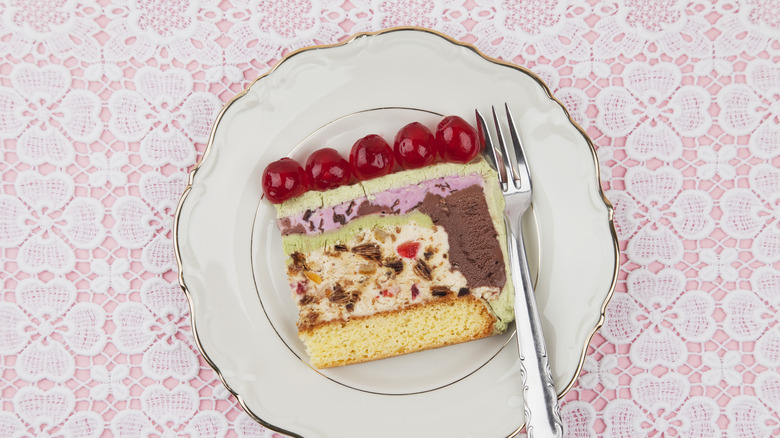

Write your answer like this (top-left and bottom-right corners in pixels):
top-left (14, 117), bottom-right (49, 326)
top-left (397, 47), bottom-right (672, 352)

top-left (0, 0), bottom-right (778, 436)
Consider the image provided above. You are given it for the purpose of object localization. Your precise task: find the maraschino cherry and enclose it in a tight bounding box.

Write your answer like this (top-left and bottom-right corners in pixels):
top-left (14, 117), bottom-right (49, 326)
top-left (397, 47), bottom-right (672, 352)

top-left (435, 115), bottom-right (481, 164)
top-left (393, 122), bottom-right (437, 169)
top-left (305, 148), bottom-right (351, 190)
top-left (261, 157), bottom-right (308, 203)
top-left (349, 134), bottom-right (395, 181)
top-left (262, 116), bottom-right (485, 202)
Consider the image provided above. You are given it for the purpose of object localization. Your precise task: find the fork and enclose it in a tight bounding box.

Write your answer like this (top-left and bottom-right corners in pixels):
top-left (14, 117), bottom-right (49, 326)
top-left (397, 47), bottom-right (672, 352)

top-left (476, 105), bottom-right (564, 438)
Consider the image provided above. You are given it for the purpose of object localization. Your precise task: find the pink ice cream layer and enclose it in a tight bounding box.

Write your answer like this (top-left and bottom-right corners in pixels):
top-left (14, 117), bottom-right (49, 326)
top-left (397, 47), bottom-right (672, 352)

top-left (278, 173), bottom-right (484, 236)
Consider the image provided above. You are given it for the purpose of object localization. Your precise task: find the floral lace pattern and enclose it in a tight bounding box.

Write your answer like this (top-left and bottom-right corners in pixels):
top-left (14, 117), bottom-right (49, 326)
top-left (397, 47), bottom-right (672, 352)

top-left (0, 0), bottom-right (778, 436)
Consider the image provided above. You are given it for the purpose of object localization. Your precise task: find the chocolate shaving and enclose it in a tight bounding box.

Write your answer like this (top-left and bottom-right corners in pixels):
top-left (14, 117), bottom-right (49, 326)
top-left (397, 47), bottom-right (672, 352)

top-left (352, 243), bottom-right (382, 262)
top-left (333, 212), bottom-right (346, 225)
top-left (328, 286), bottom-right (360, 310)
top-left (302, 209), bottom-right (313, 221)
top-left (406, 201), bottom-right (423, 213)
top-left (458, 287), bottom-right (470, 297)
top-left (383, 257), bottom-right (403, 274)
top-left (413, 259), bottom-right (433, 281)
top-left (299, 294), bottom-right (317, 305)
top-left (290, 252), bottom-right (308, 272)
top-left (431, 286), bottom-right (451, 297)
top-left (317, 218), bottom-right (324, 232)
top-left (328, 290), bottom-right (350, 305)
top-left (281, 222), bottom-right (307, 236)
top-left (345, 200), bottom-right (356, 216)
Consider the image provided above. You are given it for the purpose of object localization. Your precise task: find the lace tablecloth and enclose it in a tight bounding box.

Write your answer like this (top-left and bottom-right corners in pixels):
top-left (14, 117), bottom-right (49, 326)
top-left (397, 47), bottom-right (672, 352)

top-left (1, 1), bottom-right (778, 437)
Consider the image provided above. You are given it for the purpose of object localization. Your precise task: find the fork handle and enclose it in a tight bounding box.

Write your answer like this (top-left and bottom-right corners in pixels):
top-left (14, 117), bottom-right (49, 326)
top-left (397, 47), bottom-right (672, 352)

top-left (507, 221), bottom-right (564, 438)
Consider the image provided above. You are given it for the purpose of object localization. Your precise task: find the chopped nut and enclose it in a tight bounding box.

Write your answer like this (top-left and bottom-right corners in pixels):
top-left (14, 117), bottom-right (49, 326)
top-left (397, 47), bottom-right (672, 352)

top-left (303, 311), bottom-right (319, 325)
top-left (424, 245), bottom-right (437, 260)
top-left (431, 286), bottom-right (450, 297)
top-left (334, 244), bottom-right (348, 252)
top-left (324, 249), bottom-right (342, 258)
top-left (374, 229), bottom-right (389, 243)
top-left (352, 243), bottom-right (382, 261)
top-left (358, 263), bottom-right (377, 274)
top-left (383, 257), bottom-right (403, 273)
top-left (413, 259), bottom-right (433, 281)
top-left (326, 283), bottom-right (345, 301)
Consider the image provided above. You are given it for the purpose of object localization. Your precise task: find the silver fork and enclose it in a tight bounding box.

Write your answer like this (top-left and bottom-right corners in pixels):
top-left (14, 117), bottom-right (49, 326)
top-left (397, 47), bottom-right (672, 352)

top-left (476, 105), bottom-right (564, 438)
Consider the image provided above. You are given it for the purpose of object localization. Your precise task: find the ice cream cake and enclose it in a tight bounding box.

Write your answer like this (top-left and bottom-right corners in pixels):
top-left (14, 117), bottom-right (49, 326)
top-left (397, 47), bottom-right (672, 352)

top-left (263, 117), bottom-right (514, 368)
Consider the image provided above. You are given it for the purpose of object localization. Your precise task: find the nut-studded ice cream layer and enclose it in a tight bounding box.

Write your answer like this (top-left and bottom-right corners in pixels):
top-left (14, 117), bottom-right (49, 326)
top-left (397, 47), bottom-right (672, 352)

top-left (287, 218), bottom-right (500, 331)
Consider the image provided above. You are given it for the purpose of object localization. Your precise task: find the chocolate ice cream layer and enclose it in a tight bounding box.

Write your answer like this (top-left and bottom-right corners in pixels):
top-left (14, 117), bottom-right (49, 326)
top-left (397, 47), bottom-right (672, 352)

top-left (419, 185), bottom-right (506, 290)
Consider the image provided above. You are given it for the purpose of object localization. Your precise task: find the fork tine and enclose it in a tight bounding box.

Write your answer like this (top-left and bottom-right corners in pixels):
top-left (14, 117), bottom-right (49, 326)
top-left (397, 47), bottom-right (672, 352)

top-left (475, 109), bottom-right (507, 189)
top-left (491, 106), bottom-right (518, 185)
top-left (504, 103), bottom-right (532, 191)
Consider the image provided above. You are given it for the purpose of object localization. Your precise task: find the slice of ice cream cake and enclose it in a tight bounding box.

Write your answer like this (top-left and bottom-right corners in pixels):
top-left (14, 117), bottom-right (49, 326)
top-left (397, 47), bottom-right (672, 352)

top-left (274, 158), bottom-right (514, 368)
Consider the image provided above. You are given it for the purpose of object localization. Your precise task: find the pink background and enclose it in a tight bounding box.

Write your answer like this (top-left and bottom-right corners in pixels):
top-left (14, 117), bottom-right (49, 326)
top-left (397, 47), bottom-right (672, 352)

top-left (1, 0), bottom-right (779, 437)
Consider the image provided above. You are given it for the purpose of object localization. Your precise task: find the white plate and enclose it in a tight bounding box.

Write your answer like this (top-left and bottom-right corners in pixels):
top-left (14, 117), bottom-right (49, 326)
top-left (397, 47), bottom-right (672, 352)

top-left (175, 28), bottom-right (618, 438)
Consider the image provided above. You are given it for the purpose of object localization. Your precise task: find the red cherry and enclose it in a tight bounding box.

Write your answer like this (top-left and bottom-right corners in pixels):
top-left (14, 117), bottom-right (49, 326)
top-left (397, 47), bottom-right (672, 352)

top-left (349, 134), bottom-right (395, 180)
top-left (435, 115), bottom-right (481, 164)
top-left (261, 157), bottom-right (308, 203)
top-left (305, 148), bottom-right (351, 191)
top-left (393, 122), bottom-right (437, 169)
top-left (397, 241), bottom-right (420, 259)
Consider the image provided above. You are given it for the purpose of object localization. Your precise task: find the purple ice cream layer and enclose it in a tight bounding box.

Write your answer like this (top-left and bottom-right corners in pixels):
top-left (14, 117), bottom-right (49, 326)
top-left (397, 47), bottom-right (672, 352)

top-left (278, 173), bottom-right (484, 236)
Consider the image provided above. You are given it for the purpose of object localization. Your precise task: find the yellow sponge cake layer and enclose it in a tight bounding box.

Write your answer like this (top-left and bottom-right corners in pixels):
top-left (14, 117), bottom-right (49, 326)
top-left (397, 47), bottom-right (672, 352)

top-left (300, 295), bottom-right (497, 368)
